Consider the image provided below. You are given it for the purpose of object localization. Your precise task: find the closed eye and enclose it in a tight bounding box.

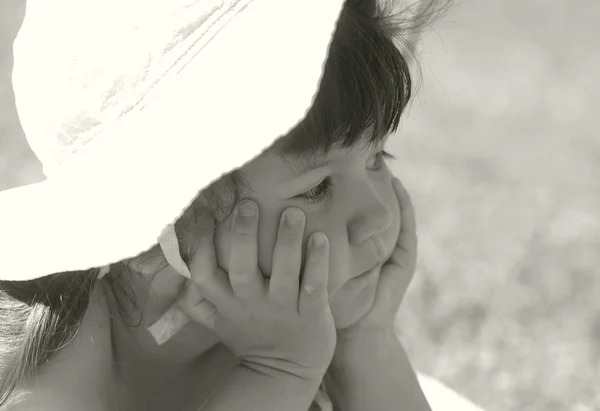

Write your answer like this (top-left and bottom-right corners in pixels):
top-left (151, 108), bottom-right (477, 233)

top-left (294, 177), bottom-right (333, 204)
top-left (293, 150), bottom-right (395, 204)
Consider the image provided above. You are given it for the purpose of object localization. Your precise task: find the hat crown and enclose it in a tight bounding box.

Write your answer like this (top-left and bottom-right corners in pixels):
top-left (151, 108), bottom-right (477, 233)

top-left (12, 0), bottom-right (232, 176)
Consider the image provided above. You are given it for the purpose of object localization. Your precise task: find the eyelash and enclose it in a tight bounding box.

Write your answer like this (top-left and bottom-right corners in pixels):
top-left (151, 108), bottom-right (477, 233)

top-left (294, 150), bottom-right (396, 204)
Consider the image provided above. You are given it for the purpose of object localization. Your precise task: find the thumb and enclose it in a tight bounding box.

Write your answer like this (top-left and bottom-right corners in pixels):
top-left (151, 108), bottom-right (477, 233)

top-left (370, 258), bottom-right (415, 316)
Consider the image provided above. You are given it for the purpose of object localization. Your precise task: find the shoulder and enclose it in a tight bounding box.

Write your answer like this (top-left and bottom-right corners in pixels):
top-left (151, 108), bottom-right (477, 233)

top-left (1, 390), bottom-right (100, 411)
top-left (4, 285), bottom-right (115, 411)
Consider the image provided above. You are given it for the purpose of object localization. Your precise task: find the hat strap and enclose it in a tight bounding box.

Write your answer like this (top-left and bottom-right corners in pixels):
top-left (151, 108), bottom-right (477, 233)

top-left (143, 224), bottom-right (194, 344)
top-left (97, 266), bottom-right (111, 279)
top-left (158, 224), bottom-right (192, 279)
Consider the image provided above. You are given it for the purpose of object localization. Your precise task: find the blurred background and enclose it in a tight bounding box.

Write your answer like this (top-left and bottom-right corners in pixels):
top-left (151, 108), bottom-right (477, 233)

top-left (1, 1), bottom-right (598, 410)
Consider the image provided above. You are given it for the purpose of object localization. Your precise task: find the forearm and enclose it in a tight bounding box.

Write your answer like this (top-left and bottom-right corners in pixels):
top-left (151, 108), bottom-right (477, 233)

top-left (201, 362), bottom-right (322, 411)
top-left (326, 331), bottom-right (431, 411)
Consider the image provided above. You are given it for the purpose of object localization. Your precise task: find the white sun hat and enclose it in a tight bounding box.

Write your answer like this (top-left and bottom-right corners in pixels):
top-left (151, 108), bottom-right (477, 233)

top-left (0, 0), bottom-right (346, 281)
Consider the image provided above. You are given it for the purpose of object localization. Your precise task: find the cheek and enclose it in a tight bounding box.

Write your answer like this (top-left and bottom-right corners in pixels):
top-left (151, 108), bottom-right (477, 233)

top-left (383, 187), bottom-right (401, 250)
top-left (369, 178), bottom-right (401, 261)
top-left (213, 181), bottom-right (400, 293)
top-left (326, 239), bottom-right (352, 293)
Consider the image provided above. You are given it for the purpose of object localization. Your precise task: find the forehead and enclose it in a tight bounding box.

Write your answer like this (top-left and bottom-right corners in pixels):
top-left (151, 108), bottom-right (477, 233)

top-left (267, 142), bottom-right (361, 176)
top-left (266, 129), bottom-right (381, 170)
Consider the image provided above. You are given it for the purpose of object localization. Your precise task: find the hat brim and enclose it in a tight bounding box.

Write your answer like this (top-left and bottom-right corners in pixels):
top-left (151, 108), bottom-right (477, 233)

top-left (0, 0), bottom-right (345, 281)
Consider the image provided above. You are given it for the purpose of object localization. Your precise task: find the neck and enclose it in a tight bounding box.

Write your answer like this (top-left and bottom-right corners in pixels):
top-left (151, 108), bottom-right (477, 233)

top-left (108, 297), bottom-right (239, 411)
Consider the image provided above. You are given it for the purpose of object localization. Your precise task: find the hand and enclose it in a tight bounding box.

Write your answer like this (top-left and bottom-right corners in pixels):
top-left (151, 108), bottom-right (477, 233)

top-left (336, 177), bottom-right (418, 346)
top-left (179, 201), bottom-right (336, 381)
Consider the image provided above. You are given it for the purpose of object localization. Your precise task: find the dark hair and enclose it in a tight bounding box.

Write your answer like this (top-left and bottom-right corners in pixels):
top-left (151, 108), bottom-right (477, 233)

top-left (0, 0), bottom-right (449, 406)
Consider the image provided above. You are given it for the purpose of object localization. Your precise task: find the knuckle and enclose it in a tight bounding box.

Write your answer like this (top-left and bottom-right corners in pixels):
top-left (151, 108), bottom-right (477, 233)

top-left (303, 282), bottom-right (326, 298)
top-left (276, 233), bottom-right (301, 248)
top-left (271, 281), bottom-right (298, 295)
top-left (229, 269), bottom-right (252, 281)
top-left (191, 275), bottom-right (213, 291)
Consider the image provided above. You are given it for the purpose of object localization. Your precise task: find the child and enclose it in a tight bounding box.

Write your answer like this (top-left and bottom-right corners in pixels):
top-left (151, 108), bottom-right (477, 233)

top-left (0, 0), bottom-right (482, 410)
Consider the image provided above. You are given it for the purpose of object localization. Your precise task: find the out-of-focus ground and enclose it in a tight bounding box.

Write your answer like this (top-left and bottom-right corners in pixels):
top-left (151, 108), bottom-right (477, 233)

top-left (392, 1), bottom-right (600, 410)
top-left (1, 1), bottom-right (598, 410)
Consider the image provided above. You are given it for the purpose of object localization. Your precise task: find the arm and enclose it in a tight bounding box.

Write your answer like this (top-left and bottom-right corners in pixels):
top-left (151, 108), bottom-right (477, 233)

top-left (200, 362), bottom-right (322, 411)
top-left (169, 205), bottom-right (336, 411)
top-left (326, 330), bottom-right (431, 411)
top-left (323, 178), bottom-right (429, 410)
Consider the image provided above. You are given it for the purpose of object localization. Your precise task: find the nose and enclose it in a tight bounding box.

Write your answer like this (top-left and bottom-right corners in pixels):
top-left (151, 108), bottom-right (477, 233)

top-left (347, 196), bottom-right (393, 245)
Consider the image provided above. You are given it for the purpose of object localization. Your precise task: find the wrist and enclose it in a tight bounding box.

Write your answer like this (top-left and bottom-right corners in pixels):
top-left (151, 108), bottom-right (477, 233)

top-left (331, 327), bottom-right (399, 370)
top-left (240, 357), bottom-right (328, 384)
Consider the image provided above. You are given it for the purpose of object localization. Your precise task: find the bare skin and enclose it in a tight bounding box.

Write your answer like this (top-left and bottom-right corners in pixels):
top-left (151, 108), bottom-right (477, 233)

top-left (8, 139), bottom-right (415, 411)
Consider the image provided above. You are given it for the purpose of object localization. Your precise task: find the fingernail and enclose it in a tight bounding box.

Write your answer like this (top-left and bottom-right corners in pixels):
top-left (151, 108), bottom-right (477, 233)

top-left (238, 200), bottom-right (257, 217)
top-left (311, 232), bottom-right (327, 248)
top-left (285, 207), bottom-right (304, 225)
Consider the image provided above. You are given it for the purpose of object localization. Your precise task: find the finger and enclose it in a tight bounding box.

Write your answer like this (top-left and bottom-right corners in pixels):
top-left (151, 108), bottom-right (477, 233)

top-left (390, 177), bottom-right (418, 270)
top-left (187, 215), bottom-right (233, 305)
top-left (177, 284), bottom-right (220, 331)
top-left (228, 200), bottom-right (265, 298)
top-left (269, 207), bottom-right (305, 305)
top-left (298, 232), bottom-right (330, 316)
top-left (375, 262), bottom-right (414, 314)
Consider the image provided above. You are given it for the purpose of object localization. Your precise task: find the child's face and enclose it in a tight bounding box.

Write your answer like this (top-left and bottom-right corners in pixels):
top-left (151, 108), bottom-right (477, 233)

top-left (212, 137), bottom-right (401, 329)
top-left (133, 137), bottom-right (402, 354)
